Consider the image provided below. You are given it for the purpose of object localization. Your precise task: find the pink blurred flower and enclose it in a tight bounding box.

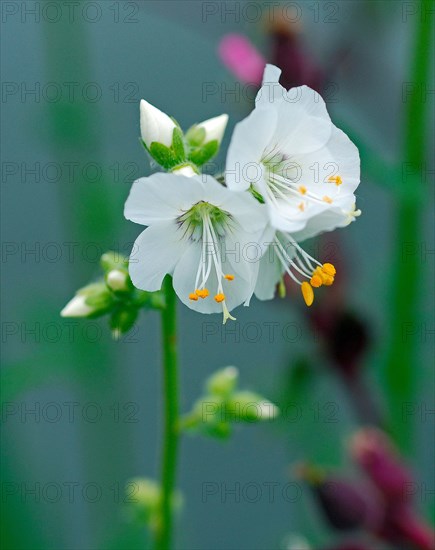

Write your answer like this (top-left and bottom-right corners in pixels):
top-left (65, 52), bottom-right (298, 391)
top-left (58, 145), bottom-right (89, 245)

top-left (218, 34), bottom-right (265, 86)
top-left (350, 428), bottom-right (413, 502)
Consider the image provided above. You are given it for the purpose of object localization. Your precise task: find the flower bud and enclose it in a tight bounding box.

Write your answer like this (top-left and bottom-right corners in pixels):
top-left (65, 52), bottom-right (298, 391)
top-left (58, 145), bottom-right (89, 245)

top-left (110, 307), bottom-right (138, 339)
top-left (378, 503), bottom-right (435, 550)
top-left (218, 34), bottom-right (265, 85)
top-left (60, 294), bottom-right (94, 318)
top-left (100, 250), bottom-right (128, 273)
top-left (196, 114), bottom-right (228, 145)
top-left (350, 428), bottom-right (413, 502)
top-left (106, 269), bottom-right (131, 292)
top-left (206, 366), bottom-right (239, 397)
top-left (298, 464), bottom-right (382, 532)
top-left (225, 391), bottom-right (279, 422)
top-left (140, 99), bottom-right (176, 148)
top-left (61, 282), bottom-right (113, 318)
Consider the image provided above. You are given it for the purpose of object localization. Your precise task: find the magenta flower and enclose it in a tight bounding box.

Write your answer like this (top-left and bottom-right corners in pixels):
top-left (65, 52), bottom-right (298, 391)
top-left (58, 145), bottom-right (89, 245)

top-left (218, 34), bottom-right (265, 86)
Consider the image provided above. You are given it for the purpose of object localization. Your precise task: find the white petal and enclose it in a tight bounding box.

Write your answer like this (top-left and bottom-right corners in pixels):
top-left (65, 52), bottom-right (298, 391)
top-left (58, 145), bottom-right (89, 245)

top-left (129, 221), bottom-right (185, 291)
top-left (124, 173), bottom-right (206, 226)
top-left (172, 165), bottom-right (197, 177)
top-left (172, 235), bottom-right (254, 315)
top-left (294, 125), bottom-right (361, 196)
top-left (140, 99), bottom-right (176, 148)
top-left (199, 175), bottom-right (268, 234)
top-left (290, 206), bottom-right (357, 242)
top-left (61, 295), bottom-right (93, 317)
top-left (273, 93), bottom-right (332, 155)
top-left (197, 114), bottom-right (228, 144)
top-left (226, 108), bottom-right (278, 191)
top-left (255, 64), bottom-right (285, 107)
top-left (254, 245), bottom-right (284, 301)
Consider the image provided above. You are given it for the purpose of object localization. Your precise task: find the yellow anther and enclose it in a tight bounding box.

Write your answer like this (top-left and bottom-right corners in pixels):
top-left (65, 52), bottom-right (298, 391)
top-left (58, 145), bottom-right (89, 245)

top-left (189, 293), bottom-right (198, 301)
top-left (310, 274), bottom-right (323, 288)
top-left (298, 185), bottom-right (307, 195)
top-left (313, 266), bottom-right (334, 286)
top-left (224, 274), bottom-right (234, 281)
top-left (301, 282), bottom-right (314, 307)
top-left (195, 288), bottom-right (209, 299)
top-left (214, 293), bottom-right (225, 303)
top-left (322, 195), bottom-right (333, 204)
top-left (328, 175), bottom-right (343, 186)
top-left (298, 202), bottom-right (305, 211)
top-left (322, 263), bottom-right (336, 276)
top-left (322, 275), bottom-right (334, 286)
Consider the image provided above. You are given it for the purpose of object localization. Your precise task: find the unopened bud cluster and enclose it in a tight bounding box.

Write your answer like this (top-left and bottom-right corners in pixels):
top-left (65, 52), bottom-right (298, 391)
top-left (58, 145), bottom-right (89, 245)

top-left (126, 477), bottom-right (182, 532)
top-left (140, 99), bottom-right (228, 172)
top-left (180, 366), bottom-right (279, 439)
top-left (61, 251), bottom-right (165, 338)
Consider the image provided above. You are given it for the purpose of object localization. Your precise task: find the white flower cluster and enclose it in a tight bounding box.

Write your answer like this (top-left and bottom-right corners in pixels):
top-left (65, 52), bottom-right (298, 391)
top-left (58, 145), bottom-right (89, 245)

top-left (125, 65), bottom-right (361, 323)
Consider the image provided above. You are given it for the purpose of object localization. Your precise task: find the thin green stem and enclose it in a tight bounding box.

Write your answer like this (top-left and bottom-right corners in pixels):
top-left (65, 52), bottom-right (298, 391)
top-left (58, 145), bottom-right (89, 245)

top-left (384, 0), bottom-right (432, 452)
top-left (156, 276), bottom-right (179, 550)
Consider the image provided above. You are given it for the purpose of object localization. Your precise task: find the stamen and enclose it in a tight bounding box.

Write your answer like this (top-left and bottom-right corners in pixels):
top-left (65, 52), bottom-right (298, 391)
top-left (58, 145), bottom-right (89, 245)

top-left (322, 196), bottom-right (333, 204)
top-left (189, 293), bottom-right (198, 301)
top-left (298, 202), bottom-right (305, 211)
top-left (322, 263), bottom-right (336, 276)
top-left (195, 288), bottom-right (209, 299)
top-left (222, 301), bottom-right (236, 324)
top-left (310, 274), bottom-right (323, 288)
top-left (298, 185), bottom-right (307, 195)
top-left (214, 293), bottom-right (225, 303)
top-left (301, 282), bottom-right (314, 307)
top-left (224, 274), bottom-right (234, 281)
top-left (328, 175), bottom-right (343, 186)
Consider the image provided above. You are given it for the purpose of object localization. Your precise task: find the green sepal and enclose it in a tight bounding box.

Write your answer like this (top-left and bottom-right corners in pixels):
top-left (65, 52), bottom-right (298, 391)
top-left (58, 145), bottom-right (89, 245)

top-left (110, 306), bottom-right (139, 337)
top-left (171, 127), bottom-right (186, 164)
top-left (188, 139), bottom-right (219, 166)
top-left (84, 289), bottom-right (113, 311)
top-left (250, 185), bottom-right (265, 204)
top-left (149, 142), bottom-right (177, 170)
top-left (134, 289), bottom-right (166, 310)
top-left (185, 125), bottom-right (206, 147)
top-left (206, 366), bottom-right (238, 397)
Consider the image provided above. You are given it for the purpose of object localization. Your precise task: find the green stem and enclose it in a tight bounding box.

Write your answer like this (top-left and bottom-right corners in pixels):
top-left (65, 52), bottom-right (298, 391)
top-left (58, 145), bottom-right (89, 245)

top-left (156, 276), bottom-right (179, 550)
top-left (384, 0), bottom-right (432, 452)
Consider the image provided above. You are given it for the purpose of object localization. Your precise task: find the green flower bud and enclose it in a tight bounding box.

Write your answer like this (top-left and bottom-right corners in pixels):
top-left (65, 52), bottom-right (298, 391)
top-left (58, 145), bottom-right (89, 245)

top-left (110, 307), bottom-right (138, 339)
top-left (100, 251), bottom-right (128, 273)
top-left (61, 281), bottom-right (113, 318)
top-left (105, 268), bottom-right (132, 293)
top-left (206, 366), bottom-right (239, 397)
top-left (225, 391), bottom-right (280, 423)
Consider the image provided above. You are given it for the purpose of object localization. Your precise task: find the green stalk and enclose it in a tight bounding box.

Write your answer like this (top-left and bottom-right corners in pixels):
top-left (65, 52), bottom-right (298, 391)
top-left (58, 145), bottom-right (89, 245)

top-left (156, 276), bottom-right (180, 550)
top-left (384, 0), bottom-right (432, 452)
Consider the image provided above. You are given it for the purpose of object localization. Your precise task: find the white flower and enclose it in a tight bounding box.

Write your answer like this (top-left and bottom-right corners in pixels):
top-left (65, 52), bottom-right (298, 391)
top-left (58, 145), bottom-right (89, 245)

top-left (226, 64), bottom-right (361, 306)
top-left (226, 64), bottom-right (360, 232)
top-left (60, 294), bottom-right (94, 317)
top-left (124, 173), bottom-right (268, 322)
top-left (196, 114), bottom-right (229, 145)
top-left (140, 99), bottom-right (176, 148)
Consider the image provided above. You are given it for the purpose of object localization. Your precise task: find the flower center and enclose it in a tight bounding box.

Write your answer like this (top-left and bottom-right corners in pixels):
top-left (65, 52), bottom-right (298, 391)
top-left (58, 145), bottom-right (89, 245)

top-left (178, 202), bottom-right (236, 323)
top-left (272, 232), bottom-right (336, 307)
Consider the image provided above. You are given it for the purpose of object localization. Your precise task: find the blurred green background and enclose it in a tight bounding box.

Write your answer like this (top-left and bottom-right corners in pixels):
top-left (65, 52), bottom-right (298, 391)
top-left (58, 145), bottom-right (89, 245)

top-left (1, 1), bottom-right (434, 549)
